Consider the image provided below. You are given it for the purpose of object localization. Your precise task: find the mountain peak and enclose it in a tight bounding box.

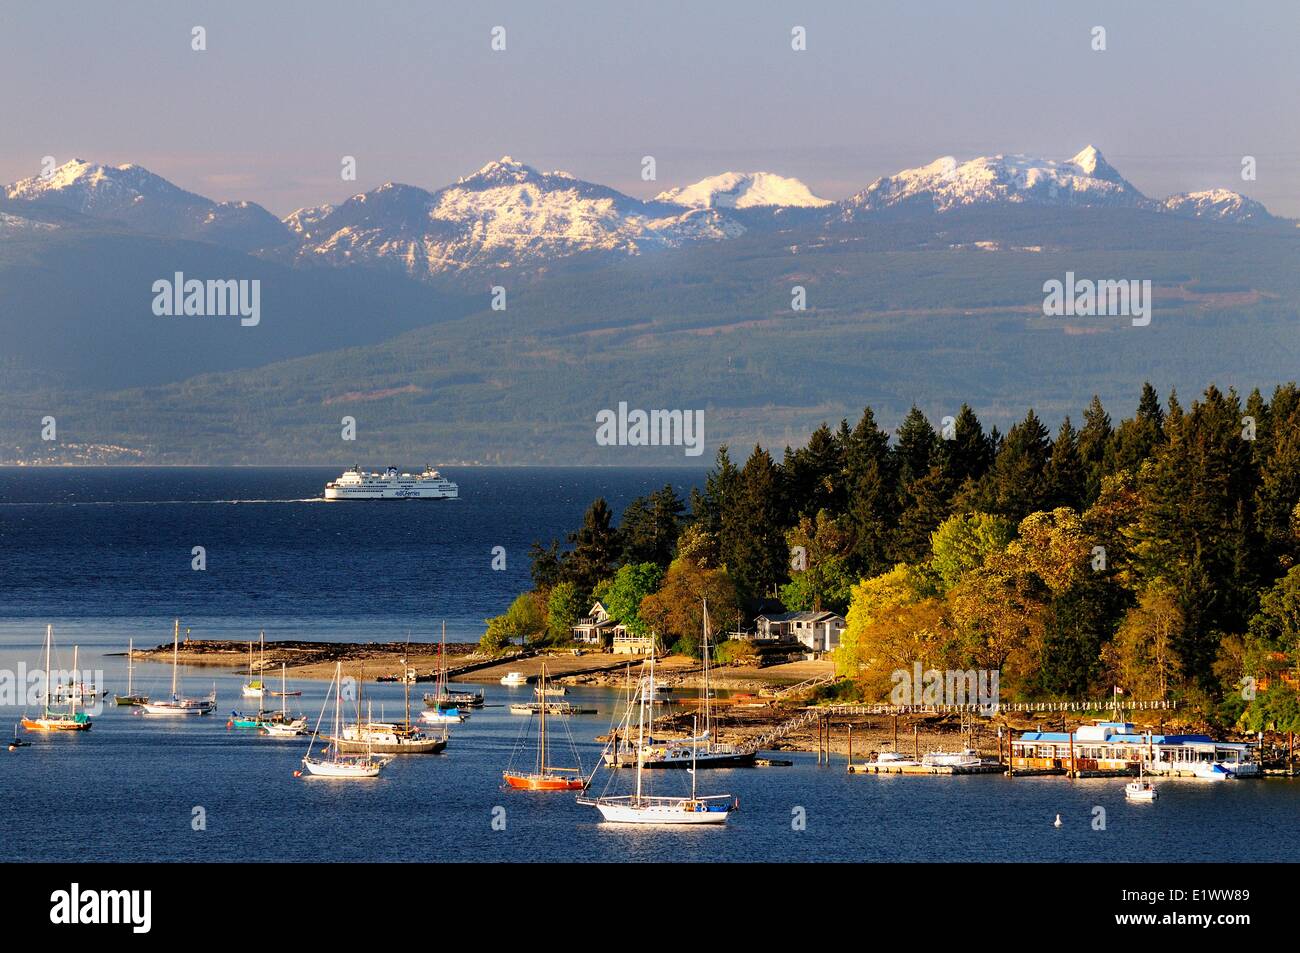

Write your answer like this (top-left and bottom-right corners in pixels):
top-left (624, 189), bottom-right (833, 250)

top-left (1068, 145), bottom-right (1123, 183)
top-left (843, 147), bottom-right (1146, 216)
top-left (656, 171), bottom-right (831, 209)
top-left (460, 155), bottom-right (553, 186)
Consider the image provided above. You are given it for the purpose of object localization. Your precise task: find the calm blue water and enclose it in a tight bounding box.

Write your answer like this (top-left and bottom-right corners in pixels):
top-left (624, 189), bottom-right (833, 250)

top-left (2, 467), bottom-right (1298, 863)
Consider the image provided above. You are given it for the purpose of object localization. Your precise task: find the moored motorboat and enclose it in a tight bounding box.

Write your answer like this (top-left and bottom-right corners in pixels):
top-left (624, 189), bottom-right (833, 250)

top-left (921, 748), bottom-right (983, 769)
top-left (500, 672), bottom-right (528, 686)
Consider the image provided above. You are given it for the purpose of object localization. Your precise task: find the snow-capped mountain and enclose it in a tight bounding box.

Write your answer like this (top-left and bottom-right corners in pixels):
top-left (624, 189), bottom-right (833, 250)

top-left (656, 171), bottom-right (830, 209)
top-left (2, 159), bottom-right (290, 250)
top-left (840, 146), bottom-right (1149, 218)
top-left (289, 156), bottom-right (746, 279)
top-left (0, 149), bottom-right (1286, 286)
top-left (1163, 189), bottom-right (1274, 224)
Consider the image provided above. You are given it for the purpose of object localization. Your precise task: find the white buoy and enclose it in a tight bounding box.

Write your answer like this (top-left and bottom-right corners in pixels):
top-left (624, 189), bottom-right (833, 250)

top-left (1053, 813), bottom-right (1062, 827)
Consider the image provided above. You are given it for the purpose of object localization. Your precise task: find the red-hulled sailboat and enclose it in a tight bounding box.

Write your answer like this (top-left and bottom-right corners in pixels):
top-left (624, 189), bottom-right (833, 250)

top-left (502, 663), bottom-right (586, 791)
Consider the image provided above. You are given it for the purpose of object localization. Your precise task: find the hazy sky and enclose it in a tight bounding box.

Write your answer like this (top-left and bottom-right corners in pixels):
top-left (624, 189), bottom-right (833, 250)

top-left (3, 0), bottom-right (1297, 216)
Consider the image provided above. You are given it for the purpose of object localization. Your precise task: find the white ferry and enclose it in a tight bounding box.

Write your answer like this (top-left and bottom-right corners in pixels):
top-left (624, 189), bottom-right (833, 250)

top-left (324, 465), bottom-right (458, 501)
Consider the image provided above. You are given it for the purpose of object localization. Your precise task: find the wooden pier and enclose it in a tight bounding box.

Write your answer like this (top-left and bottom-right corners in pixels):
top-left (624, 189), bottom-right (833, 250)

top-left (847, 761), bottom-right (1003, 776)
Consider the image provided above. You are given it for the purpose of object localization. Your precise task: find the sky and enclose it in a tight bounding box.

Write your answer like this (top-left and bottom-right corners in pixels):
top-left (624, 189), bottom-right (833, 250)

top-left (2, 0), bottom-right (1297, 216)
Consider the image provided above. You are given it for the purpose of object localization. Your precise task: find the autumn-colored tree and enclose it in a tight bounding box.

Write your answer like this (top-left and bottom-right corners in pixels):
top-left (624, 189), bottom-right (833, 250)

top-left (1100, 587), bottom-right (1184, 699)
top-left (638, 557), bottom-right (740, 654)
top-left (836, 563), bottom-right (935, 680)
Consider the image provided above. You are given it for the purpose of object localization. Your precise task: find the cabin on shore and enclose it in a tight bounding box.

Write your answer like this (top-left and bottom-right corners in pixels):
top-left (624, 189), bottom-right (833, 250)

top-left (751, 610), bottom-right (846, 655)
top-left (571, 602), bottom-right (654, 654)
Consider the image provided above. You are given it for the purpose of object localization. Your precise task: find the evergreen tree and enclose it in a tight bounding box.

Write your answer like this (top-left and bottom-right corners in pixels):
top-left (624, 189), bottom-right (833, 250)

top-left (976, 409), bottom-right (1052, 521)
top-left (1077, 395), bottom-right (1112, 503)
top-left (895, 406), bottom-right (938, 487)
top-left (781, 423), bottom-right (844, 521)
top-left (561, 498), bottom-right (622, 597)
top-left (1111, 382), bottom-right (1166, 475)
top-left (1046, 417), bottom-right (1085, 510)
top-left (1131, 386), bottom-right (1260, 686)
top-left (842, 407), bottom-right (896, 576)
top-left (720, 446), bottom-right (788, 604)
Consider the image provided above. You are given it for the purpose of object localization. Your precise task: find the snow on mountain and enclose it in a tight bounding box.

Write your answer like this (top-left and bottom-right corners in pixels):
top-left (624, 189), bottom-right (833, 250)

top-left (656, 171), bottom-right (831, 209)
top-left (3, 159), bottom-right (290, 250)
top-left (0, 211), bottom-right (58, 234)
top-left (1162, 189), bottom-right (1273, 223)
top-left (840, 146), bottom-right (1148, 217)
top-left (290, 156), bottom-right (746, 278)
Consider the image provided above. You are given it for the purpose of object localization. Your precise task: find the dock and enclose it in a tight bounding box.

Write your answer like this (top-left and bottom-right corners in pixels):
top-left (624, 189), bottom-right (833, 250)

top-left (847, 761), bottom-right (1003, 775)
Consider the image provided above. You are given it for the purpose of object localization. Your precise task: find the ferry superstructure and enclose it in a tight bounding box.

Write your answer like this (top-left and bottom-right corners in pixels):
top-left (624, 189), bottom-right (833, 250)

top-left (324, 465), bottom-right (458, 500)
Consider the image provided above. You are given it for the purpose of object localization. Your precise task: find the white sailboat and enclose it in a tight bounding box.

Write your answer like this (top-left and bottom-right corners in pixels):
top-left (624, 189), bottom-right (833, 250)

top-left (114, 637), bottom-right (149, 706)
top-left (578, 656), bottom-right (734, 825)
top-left (604, 599), bottom-right (754, 769)
top-left (139, 619), bottom-right (216, 715)
top-left (241, 632), bottom-right (266, 698)
top-left (260, 664), bottom-right (308, 737)
top-left (299, 663), bottom-right (388, 778)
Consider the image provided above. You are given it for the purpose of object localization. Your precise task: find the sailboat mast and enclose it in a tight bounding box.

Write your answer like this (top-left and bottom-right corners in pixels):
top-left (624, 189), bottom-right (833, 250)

top-left (281, 663), bottom-right (287, 717)
top-left (691, 716), bottom-right (698, 800)
top-left (539, 664), bottom-right (547, 775)
top-left (71, 644), bottom-right (79, 718)
top-left (171, 619), bottom-right (179, 698)
top-left (403, 656), bottom-right (411, 728)
top-left (702, 598), bottom-right (712, 739)
top-left (635, 665), bottom-right (646, 801)
top-left (127, 637), bottom-right (134, 695)
top-left (44, 625), bottom-right (52, 712)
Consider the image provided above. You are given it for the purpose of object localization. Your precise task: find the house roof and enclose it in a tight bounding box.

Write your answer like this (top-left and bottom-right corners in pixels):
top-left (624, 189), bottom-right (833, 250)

top-left (757, 610), bottom-right (845, 624)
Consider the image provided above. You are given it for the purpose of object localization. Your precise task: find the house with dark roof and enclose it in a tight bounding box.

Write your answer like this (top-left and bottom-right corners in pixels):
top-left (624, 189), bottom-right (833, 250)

top-left (752, 610), bottom-right (846, 653)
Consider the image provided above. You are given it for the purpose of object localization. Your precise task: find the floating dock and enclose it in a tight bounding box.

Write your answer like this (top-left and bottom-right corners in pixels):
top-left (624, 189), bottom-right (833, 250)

top-left (847, 762), bottom-right (1003, 775)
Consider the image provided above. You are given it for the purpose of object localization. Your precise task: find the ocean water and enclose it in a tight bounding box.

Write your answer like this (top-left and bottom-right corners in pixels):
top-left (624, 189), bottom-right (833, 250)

top-left (0, 466), bottom-right (707, 648)
top-left (2, 467), bottom-right (1298, 863)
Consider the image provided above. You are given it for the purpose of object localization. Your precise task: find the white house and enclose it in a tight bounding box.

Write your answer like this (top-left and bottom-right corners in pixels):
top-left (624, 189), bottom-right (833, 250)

top-left (572, 602), bottom-right (654, 654)
top-left (752, 611), bottom-right (846, 654)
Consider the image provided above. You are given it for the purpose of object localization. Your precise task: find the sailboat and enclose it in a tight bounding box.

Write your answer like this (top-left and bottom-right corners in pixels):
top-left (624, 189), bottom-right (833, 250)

top-left (503, 663), bottom-right (587, 791)
top-left (21, 626), bottom-right (93, 732)
top-left (261, 664), bottom-right (309, 737)
top-left (299, 663), bottom-right (388, 778)
top-left (422, 622), bottom-right (481, 714)
top-left (139, 620), bottom-right (216, 715)
top-left (578, 657), bottom-right (733, 824)
top-left (241, 632), bottom-right (266, 698)
top-left (605, 600), bottom-right (755, 769)
top-left (114, 637), bottom-right (149, 706)
top-left (331, 660), bottom-right (447, 754)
